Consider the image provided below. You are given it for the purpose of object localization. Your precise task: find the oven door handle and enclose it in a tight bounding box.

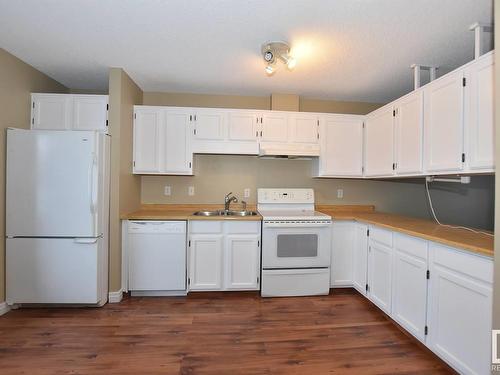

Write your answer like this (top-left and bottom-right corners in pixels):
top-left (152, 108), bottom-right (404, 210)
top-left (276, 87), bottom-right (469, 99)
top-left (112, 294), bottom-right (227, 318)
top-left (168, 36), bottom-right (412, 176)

top-left (263, 222), bottom-right (331, 228)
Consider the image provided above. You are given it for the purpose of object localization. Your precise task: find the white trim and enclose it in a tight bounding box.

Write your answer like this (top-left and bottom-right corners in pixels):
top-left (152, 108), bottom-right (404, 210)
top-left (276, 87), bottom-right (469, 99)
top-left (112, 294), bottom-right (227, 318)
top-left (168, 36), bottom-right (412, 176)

top-left (108, 289), bottom-right (123, 303)
top-left (0, 302), bottom-right (11, 316)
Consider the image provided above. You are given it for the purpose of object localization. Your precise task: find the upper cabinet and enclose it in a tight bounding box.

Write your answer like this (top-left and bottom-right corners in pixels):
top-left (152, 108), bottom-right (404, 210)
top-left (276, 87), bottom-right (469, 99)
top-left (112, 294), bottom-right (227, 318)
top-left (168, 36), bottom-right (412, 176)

top-left (31, 93), bottom-right (108, 133)
top-left (288, 113), bottom-right (320, 144)
top-left (133, 106), bottom-right (193, 175)
top-left (464, 52), bottom-right (495, 172)
top-left (364, 104), bottom-right (395, 177)
top-left (314, 114), bottom-right (364, 177)
top-left (423, 70), bottom-right (465, 173)
top-left (394, 90), bottom-right (424, 175)
top-left (260, 112), bottom-right (289, 142)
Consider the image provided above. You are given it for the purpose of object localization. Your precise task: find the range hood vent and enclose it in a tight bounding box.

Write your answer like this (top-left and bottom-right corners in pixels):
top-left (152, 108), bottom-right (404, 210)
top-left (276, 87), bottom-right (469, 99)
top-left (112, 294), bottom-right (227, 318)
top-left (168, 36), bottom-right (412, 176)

top-left (258, 143), bottom-right (320, 159)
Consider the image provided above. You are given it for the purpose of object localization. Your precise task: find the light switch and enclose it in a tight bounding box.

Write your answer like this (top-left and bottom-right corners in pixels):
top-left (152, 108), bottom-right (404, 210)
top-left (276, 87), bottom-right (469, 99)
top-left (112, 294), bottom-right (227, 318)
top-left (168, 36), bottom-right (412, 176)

top-left (244, 188), bottom-right (251, 198)
top-left (337, 189), bottom-right (344, 199)
top-left (164, 186), bottom-right (171, 196)
top-left (188, 186), bottom-right (195, 196)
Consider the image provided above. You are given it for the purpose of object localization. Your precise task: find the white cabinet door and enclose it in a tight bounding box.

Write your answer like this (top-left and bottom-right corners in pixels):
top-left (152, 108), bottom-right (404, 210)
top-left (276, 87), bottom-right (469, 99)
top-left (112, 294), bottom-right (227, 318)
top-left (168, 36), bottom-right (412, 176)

top-left (72, 95), bottom-right (109, 132)
top-left (465, 52), bottom-right (495, 171)
top-left (193, 110), bottom-right (226, 141)
top-left (394, 91), bottom-right (424, 175)
top-left (427, 243), bottom-right (493, 375)
top-left (319, 116), bottom-right (364, 177)
top-left (392, 233), bottom-right (428, 342)
top-left (228, 111), bottom-right (260, 141)
top-left (261, 112), bottom-right (288, 142)
top-left (364, 104), bottom-right (395, 177)
top-left (353, 223), bottom-right (368, 295)
top-left (164, 109), bottom-right (192, 174)
top-left (331, 221), bottom-right (354, 287)
top-left (133, 108), bottom-right (162, 173)
top-left (289, 113), bottom-right (319, 144)
top-left (31, 94), bottom-right (72, 130)
top-left (189, 235), bottom-right (223, 290)
top-left (368, 236), bottom-right (393, 314)
top-left (225, 235), bottom-right (260, 290)
top-left (424, 70), bottom-right (464, 173)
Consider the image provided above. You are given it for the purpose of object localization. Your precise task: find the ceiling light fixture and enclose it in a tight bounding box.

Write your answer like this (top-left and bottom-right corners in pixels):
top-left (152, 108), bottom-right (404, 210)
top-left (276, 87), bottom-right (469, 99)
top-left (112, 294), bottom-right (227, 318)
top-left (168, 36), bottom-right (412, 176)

top-left (261, 41), bottom-right (296, 75)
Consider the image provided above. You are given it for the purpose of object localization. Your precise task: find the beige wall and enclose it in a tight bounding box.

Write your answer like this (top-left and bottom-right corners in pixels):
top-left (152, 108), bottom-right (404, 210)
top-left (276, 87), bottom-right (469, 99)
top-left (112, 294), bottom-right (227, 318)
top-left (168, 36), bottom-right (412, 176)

top-left (271, 93), bottom-right (299, 111)
top-left (0, 48), bottom-right (67, 302)
top-left (143, 92), bottom-right (271, 109)
top-left (142, 155), bottom-right (494, 230)
top-left (492, 0), bottom-right (500, 355)
top-left (108, 68), bottom-right (143, 293)
top-left (300, 97), bottom-right (381, 114)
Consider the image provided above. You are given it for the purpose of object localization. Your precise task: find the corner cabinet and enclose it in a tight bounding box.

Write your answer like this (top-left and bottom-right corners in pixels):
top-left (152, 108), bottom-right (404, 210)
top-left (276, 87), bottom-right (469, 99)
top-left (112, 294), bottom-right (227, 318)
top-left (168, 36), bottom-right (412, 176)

top-left (133, 106), bottom-right (193, 175)
top-left (31, 93), bottom-right (109, 133)
top-left (364, 104), bottom-right (395, 177)
top-left (188, 221), bottom-right (261, 291)
top-left (314, 115), bottom-right (364, 177)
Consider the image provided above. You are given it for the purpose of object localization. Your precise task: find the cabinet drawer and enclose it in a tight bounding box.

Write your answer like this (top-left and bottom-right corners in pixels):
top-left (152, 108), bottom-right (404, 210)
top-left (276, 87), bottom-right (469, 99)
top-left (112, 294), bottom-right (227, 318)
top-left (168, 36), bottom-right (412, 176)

top-left (393, 233), bottom-right (428, 260)
top-left (189, 221), bottom-right (223, 234)
top-left (369, 226), bottom-right (393, 247)
top-left (225, 221), bottom-right (260, 234)
top-left (431, 242), bottom-right (493, 283)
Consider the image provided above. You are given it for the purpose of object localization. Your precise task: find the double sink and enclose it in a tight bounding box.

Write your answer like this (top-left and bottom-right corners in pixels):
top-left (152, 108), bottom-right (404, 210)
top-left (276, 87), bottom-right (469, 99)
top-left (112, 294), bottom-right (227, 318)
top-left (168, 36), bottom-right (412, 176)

top-left (193, 210), bottom-right (258, 217)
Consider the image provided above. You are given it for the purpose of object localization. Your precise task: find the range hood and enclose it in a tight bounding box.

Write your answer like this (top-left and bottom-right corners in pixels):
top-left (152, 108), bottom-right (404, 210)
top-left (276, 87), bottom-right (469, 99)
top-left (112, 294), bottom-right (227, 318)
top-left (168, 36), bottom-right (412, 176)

top-left (258, 143), bottom-right (320, 159)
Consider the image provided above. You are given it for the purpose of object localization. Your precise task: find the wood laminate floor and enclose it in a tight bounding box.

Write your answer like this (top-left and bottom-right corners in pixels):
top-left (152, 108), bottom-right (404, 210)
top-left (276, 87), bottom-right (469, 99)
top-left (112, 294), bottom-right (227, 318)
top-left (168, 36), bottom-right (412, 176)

top-left (0, 289), bottom-right (454, 375)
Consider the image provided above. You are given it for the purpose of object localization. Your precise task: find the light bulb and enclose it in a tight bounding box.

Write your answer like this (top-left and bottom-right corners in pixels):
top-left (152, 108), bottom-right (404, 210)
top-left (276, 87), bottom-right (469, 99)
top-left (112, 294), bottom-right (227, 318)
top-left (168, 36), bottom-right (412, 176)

top-left (286, 56), bottom-right (297, 70)
top-left (265, 64), bottom-right (275, 75)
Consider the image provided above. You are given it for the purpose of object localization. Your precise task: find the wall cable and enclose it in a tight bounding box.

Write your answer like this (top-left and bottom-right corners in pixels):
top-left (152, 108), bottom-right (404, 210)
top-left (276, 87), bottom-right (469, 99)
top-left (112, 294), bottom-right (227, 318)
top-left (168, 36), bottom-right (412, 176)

top-left (425, 179), bottom-right (493, 237)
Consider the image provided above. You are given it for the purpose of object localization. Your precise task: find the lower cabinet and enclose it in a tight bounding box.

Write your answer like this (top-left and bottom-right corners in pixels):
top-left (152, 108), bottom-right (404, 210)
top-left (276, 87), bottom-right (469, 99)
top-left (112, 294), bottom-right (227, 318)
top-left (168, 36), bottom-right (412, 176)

top-left (427, 243), bottom-right (493, 375)
top-left (330, 221), bottom-right (355, 287)
top-left (392, 233), bottom-right (429, 342)
top-left (352, 223), bottom-right (368, 295)
top-left (188, 221), bottom-right (261, 291)
top-left (189, 234), bottom-right (224, 290)
top-left (367, 227), bottom-right (393, 314)
top-left (225, 235), bottom-right (260, 290)
top-left (331, 220), bottom-right (493, 374)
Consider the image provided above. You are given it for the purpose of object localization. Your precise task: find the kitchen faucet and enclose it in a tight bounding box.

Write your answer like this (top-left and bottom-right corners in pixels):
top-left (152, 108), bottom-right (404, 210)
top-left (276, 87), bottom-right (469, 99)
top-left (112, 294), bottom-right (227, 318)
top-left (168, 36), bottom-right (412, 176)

top-left (224, 192), bottom-right (238, 211)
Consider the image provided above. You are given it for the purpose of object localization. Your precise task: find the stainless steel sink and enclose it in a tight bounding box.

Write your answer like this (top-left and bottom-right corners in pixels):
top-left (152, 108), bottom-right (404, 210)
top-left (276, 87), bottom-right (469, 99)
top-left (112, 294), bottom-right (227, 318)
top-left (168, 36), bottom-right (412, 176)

top-left (192, 210), bottom-right (258, 217)
top-left (192, 210), bottom-right (225, 216)
top-left (225, 210), bottom-right (258, 217)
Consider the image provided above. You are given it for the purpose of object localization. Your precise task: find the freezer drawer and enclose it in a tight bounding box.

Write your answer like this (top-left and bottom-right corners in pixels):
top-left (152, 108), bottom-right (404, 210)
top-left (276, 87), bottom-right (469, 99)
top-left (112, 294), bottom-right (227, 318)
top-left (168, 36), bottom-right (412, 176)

top-left (6, 238), bottom-right (104, 305)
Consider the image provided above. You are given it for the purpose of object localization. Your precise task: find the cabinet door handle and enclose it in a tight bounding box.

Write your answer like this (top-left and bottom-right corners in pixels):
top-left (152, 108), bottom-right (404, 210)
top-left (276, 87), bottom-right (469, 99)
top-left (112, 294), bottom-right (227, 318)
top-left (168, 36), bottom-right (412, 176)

top-left (256, 131), bottom-right (258, 137)
top-left (260, 131), bottom-right (263, 137)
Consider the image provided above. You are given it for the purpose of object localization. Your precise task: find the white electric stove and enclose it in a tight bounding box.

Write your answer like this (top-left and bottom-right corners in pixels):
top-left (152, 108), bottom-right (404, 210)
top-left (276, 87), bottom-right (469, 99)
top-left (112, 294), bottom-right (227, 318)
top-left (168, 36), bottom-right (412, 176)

top-left (257, 188), bottom-right (332, 297)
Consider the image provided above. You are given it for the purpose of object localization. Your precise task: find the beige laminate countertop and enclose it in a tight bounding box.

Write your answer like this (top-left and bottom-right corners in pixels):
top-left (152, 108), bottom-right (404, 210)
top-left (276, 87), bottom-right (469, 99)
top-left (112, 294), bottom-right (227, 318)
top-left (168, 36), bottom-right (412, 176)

top-left (121, 204), bottom-right (262, 221)
top-left (316, 205), bottom-right (493, 258)
top-left (121, 204), bottom-right (493, 257)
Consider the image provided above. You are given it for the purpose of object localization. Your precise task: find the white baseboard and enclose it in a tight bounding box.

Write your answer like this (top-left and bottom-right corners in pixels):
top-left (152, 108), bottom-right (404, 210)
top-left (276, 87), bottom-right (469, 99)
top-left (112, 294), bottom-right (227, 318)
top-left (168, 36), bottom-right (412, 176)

top-left (0, 302), bottom-right (11, 316)
top-left (108, 289), bottom-right (123, 303)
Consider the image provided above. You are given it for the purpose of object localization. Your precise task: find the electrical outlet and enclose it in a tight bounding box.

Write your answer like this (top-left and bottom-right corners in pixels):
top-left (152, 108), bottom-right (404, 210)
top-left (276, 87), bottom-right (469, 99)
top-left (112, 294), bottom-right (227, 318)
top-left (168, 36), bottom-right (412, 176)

top-left (188, 186), bottom-right (195, 196)
top-left (337, 189), bottom-right (344, 199)
top-left (164, 186), bottom-right (171, 196)
top-left (244, 188), bottom-right (251, 198)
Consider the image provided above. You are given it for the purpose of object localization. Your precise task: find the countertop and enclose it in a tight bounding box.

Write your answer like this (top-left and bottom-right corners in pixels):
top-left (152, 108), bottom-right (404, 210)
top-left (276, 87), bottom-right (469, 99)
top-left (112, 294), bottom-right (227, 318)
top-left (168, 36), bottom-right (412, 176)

top-left (121, 204), bottom-right (262, 221)
top-left (316, 205), bottom-right (494, 257)
top-left (121, 204), bottom-right (493, 257)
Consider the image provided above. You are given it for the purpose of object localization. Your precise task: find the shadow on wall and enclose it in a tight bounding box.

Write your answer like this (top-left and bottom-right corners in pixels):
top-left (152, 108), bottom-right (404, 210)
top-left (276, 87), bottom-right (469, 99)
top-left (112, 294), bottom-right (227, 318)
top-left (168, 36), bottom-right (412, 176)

top-left (140, 154), bottom-right (494, 231)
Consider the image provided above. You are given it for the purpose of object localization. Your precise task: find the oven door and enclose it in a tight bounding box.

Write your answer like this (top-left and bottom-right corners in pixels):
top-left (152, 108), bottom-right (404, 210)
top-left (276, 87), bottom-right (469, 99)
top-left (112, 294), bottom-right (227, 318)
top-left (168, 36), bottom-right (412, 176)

top-left (262, 221), bottom-right (331, 269)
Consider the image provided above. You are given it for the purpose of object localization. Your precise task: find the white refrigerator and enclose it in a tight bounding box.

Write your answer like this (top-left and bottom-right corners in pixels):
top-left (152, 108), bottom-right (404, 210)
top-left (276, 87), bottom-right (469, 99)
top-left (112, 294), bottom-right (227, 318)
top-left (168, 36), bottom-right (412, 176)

top-left (6, 128), bottom-right (110, 306)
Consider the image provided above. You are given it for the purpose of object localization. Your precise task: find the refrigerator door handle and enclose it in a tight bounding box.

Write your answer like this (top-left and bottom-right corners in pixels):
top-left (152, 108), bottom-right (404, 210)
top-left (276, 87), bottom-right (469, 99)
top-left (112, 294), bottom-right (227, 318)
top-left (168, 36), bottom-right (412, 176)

top-left (89, 153), bottom-right (98, 215)
top-left (74, 238), bottom-right (98, 244)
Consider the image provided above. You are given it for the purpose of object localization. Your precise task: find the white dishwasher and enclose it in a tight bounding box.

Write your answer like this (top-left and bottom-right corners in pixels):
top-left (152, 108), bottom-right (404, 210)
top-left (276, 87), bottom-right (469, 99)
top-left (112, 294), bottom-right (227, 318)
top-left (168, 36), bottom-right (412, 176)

top-left (128, 221), bottom-right (186, 296)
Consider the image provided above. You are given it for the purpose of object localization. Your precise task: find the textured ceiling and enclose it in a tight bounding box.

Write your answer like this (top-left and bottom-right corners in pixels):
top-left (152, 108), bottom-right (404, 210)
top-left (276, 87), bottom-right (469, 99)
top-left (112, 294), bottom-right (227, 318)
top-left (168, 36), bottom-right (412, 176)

top-left (0, 0), bottom-right (493, 103)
